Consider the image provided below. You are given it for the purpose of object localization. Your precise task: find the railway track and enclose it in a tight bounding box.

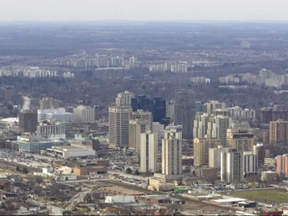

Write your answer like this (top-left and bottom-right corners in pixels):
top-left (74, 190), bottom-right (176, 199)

top-left (0, 159), bottom-right (41, 173)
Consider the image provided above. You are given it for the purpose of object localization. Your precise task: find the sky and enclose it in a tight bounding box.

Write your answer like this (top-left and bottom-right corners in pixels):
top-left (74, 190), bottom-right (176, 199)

top-left (0, 0), bottom-right (288, 21)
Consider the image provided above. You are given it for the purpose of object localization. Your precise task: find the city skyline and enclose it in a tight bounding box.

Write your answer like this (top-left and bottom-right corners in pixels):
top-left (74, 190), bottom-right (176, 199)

top-left (0, 0), bottom-right (287, 21)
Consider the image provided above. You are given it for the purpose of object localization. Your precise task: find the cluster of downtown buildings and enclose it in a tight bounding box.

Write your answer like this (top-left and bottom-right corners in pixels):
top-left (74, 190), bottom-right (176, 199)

top-left (2, 89), bottom-right (288, 184)
top-left (108, 92), bottom-right (288, 183)
top-left (3, 97), bottom-right (97, 159)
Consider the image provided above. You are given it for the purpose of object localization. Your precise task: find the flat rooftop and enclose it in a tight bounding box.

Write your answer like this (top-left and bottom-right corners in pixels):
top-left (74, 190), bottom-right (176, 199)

top-left (51, 145), bottom-right (87, 150)
top-left (103, 186), bottom-right (145, 196)
top-left (213, 198), bottom-right (247, 203)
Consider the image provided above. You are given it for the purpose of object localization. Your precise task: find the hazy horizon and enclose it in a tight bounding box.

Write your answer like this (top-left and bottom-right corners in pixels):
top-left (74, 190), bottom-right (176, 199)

top-left (1, 0), bottom-right (288, 21)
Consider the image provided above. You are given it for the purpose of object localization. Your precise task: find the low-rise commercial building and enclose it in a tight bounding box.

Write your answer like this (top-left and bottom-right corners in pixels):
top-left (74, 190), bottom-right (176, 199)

top-left (261, 171), bottom-right (277, 183)
top-left (46, 145), bottom-right (96, 159)
top-left (13, 135), bottom-right (66, 153)
top-left (52, 160), bottom-right (108, 176)
top-left (73, 165), bottom-right (107, 176)
top-left (105, 196), bottom-right (135, 204)
top-left (69, 134), bottom-right (100, 151)
top-left (37, 108), bottom-right (73, 122)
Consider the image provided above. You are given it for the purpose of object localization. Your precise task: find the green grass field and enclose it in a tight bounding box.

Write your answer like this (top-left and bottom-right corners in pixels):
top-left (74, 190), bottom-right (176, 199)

top-left (232, 189), bottom-right (288, 204)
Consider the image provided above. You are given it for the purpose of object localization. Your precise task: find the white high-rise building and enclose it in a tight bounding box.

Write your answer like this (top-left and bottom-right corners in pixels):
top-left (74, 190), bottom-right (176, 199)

top-left (162, 125), bottom-right (182, 178)
top-left (227, 106), bottom-right (256, 120)
top-left (209, 146), bottom-right (230, 168)
top-left (73, 105), bottom-right (95, 123)
top-left (243, 152), bottom-right (258, 175)
top-left (205, 100), bottom-right (226, 114)
top-left (128, 119), bottom-right (150, 152)
top-left (221, 150), bottom-right (244, 183)
top-left (115, 91), bottom-right (134, 107)
top-left (208, 115), bottom-right (232, 147)
top-left (140, 131), bottom-right (158, 173)
top-left (109, 106), bottom-right (132, 147)
top-left (193, 113), bottom-right (210, 138)
top-left (194, 113), bottom-right (232, 146)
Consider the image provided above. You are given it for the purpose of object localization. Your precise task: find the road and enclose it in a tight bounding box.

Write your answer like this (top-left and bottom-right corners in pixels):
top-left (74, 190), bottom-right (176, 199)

top-left (65, 190), bottom-right (91, 211)
top-left (48, 204), bottom-right (64, 215)
top-left (62, 178), bottom-right (112, 183)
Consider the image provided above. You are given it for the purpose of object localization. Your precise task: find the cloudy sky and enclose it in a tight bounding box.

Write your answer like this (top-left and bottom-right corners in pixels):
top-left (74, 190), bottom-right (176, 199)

top-left (0, 0), bottom-right (287, 21)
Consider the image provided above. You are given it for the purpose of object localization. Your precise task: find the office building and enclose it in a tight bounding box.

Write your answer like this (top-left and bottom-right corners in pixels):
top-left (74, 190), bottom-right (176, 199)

top-left (153, 97), bottom-right (167, 122)
top-left (166, 101), bottom-right (175, 120)
top-left (174, 90), bottom-right (196, 139)
top-left (195, 101), bottom-right (204, 112)
top-left (209, 146), bottom-right (230, 168)
top-left (130, 109), bottom-right (153, 131)
top-left (46, 145), bottom-right (96, 159)
top-left (37, 108), bottom-right (73, 122)
top-left (128, 119), bottom-right (150, 152)
top-left (227, 128), bottom-right (254, 151)
top-left (13, 135), bottom-right (66, 153)
top-left (37, 120), bottom-right (67, 139)
top-left (162, 125), bottom-right (182, 178)
top-left (221, 150), bottom-right (244, 183)
top-left (39, 97), bottom-right (60, 110)
top-left (253, 144), bottom-right (266, 166)
top-left (243, 152), bottom-right (258, 176)
top-left (115, 91), bottom-right (134, 107)
top-left (140, 132), bottom-right (158, 173)
top-left (131, 95), bottom-right (152, 112)
top-left (19, 111), bottom-right (37, 133)
top-left (131, 95), bottom-right (166, 122)
top-left (269, 119), bottom-right (288, 145)
top-left (73, 105), bottom-right (95, 123)
top-left (205, 100), bottom-right (226, 115)
top-left (108, 106), bottom-right (132, 147)
top-left (193, 138), bottom-right (221, 167)
top-left (276, 154), bottom-right (288, 177)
